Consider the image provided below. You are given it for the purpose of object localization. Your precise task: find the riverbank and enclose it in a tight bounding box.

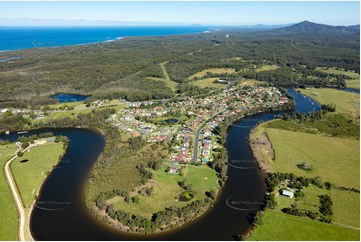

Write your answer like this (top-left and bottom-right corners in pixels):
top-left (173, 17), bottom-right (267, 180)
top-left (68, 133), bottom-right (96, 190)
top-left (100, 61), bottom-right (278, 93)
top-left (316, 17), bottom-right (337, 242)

top-left (248, 122), bottom-right (276, 173)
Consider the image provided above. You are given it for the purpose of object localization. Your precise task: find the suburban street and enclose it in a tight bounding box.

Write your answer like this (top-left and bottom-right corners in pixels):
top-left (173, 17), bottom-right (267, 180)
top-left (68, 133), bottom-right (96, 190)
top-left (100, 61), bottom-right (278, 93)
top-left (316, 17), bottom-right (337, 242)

top-left (191, 109), bottom-right (226, 163)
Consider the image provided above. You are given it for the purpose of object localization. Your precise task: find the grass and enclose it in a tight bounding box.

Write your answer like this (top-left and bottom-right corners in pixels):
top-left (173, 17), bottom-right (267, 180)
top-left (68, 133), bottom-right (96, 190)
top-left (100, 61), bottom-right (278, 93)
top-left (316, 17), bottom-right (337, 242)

top-left (188, 68), bottom-right (236, 80)
top-left (298, 88), bottom-right (360, 117)
top-left (108, 164), bottom-right (219, 218)
top-left (10, 141), bottom-right (64, 208)
top-left (190, 78), bottom-right (226, 89)
top-left (159, 62), bottom-right (178, 92)
top-left (248, 210), bottom-right (359, 241)
top-left (295, 186), bottom-right (320, 212)
top-left (265, 128), bottom-right (359, 189)
top-left (255, 65), bottom-right (279, 72)
top-left (0, 144), bottom-right (19, 240)
top-left (316, 67), bottom-right (360, 79)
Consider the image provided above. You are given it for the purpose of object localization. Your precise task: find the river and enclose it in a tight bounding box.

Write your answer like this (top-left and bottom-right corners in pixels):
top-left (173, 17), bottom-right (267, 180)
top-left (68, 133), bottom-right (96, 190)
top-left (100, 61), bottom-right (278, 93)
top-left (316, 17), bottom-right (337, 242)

top-left (0, 88), bottom-right (320, 240)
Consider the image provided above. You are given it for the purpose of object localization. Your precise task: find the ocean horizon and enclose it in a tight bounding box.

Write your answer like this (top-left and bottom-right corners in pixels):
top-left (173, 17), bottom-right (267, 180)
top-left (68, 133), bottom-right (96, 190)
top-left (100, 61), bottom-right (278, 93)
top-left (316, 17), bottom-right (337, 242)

top-left (0, 26), bottom-right (213, 52)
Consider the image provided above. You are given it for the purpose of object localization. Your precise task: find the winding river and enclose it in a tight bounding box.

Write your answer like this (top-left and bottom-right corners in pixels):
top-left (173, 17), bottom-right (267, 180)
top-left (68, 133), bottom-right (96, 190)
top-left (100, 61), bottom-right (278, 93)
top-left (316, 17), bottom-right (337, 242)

top-left (0, 88), bottom-right (321, 240)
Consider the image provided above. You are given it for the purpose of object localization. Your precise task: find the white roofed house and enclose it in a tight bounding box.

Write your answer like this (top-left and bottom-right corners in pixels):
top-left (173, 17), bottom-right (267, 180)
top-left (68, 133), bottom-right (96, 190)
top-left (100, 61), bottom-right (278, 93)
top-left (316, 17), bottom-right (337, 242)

top-left (281, 189), bottom-right (294, 198)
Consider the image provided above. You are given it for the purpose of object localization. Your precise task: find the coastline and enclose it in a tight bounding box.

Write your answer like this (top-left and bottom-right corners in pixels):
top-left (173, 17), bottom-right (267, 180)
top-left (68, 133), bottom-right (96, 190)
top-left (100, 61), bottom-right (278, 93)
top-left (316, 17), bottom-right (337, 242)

top-left (0, 36), bottom-right (125, 53)
top-left (0, 27), bottom-right (213, 53)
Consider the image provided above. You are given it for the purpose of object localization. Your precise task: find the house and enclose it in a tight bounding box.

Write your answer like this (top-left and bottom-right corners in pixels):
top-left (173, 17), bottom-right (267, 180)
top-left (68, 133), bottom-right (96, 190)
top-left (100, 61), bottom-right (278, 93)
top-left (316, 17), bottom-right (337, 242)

top-left (281, 189), bottom-right (294, 198)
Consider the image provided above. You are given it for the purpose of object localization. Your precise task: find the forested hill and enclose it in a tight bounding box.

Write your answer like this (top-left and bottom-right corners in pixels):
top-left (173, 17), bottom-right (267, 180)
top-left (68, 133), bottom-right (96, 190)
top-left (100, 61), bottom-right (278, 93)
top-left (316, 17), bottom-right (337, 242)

top-left (0, 21), bottom-right (359, 107)
top-left (270, 20), bottom-right (360, 35)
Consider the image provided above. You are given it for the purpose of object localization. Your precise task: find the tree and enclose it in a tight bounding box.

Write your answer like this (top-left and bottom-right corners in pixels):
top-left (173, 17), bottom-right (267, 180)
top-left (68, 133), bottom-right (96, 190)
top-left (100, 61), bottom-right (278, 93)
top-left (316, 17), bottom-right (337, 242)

top-left (21, 141), bottom-right (29, 149)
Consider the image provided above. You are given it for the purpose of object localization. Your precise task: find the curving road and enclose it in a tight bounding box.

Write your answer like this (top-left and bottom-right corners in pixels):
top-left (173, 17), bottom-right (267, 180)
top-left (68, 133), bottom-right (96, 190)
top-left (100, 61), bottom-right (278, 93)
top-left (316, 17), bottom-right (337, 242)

top-left (4, 146), bottom-right (34, 241)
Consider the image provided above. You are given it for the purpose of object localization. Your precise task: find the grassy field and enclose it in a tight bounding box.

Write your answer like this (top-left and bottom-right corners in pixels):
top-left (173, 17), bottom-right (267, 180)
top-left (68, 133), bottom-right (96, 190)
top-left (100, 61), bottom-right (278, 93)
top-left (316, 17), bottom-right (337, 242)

top-left (248, 210), bottom-right (359, 241)
top-left (316, 67), bottom-right (360, 90)
top-left (330, 189), bottom-right (360, 229)
top-left (298, 88), bottom-right (360, 117)
top-left (190, 78), bottom-right (226, 89)
top-left (0, 144), bottom-right (19, 240)
top-left (46, 101), bottom-right (84, 110)
top-left (40, 101), bottom-right (125, 122)
top-left (190, 77), bottom-right (264, 89)
top-left (10, 141), bottom-right (64, 208)
top-left (188, 68), bottom-right (236, 80)
top-left (265, 128), bottom-right (359, 188)
top-left (345, 79), bottom-right (360, 90)
top-left (255, 65), bottom-right (279, 72)
top-left (159, 62), bottom-right (178, 92)
top-left (108, 164), bottom-right (219, 219)
top-left (240, 79), bottom-right (264, 86)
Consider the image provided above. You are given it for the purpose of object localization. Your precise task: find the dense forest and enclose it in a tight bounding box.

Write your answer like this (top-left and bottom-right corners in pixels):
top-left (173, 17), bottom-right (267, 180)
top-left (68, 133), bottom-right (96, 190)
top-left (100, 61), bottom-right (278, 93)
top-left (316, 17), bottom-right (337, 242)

top-left (0, 21), bottom-right (359, 107)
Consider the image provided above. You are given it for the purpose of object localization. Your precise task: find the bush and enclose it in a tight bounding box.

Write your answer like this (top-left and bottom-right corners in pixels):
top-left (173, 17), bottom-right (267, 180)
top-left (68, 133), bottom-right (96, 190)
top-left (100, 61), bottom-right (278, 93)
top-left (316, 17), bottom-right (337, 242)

top-left (297, 162), bottom-right (313, 171)
top-left (132, 196), bottom-right (140, 203)
top-left (252, 211), bottom-right (264, 227)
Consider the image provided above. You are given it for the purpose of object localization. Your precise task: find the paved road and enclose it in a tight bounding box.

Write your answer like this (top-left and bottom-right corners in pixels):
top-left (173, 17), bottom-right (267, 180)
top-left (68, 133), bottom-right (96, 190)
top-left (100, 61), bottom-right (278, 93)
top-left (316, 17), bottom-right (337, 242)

top-left (4, 146), bottom-right (34, 241)
top-left (162, 99), bottom-right (170, 110)
top-left (190, 110), bottom-right (226, 163)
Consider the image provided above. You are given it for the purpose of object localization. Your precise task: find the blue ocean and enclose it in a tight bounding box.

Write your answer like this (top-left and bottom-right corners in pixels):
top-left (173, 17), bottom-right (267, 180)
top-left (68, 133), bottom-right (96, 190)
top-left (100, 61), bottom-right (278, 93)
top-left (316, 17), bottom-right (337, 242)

top-left (0, 26), bottom-right (211, 51)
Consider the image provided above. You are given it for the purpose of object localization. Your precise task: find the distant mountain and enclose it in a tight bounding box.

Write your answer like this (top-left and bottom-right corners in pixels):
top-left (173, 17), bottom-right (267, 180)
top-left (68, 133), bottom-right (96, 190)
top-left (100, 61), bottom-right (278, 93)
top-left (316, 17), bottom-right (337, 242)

top-left (271, 20), bottom-right (360, 35)
top-left (347, 24), bottom-right (360, 32)
top-left (238, 23), bottom-right (292, 29)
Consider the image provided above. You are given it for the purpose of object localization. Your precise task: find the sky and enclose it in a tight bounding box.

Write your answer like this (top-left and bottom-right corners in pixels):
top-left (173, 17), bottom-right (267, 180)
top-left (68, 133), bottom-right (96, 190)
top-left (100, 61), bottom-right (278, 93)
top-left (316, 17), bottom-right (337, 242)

top-left (0, 1), bottom-right (359, 26)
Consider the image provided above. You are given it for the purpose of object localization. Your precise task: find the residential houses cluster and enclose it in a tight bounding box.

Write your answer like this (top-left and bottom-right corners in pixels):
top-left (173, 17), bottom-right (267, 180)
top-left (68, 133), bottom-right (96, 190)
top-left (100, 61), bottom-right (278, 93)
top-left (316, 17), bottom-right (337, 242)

top-left (170, 128), bottom-right (192, 164)
top-left (113, 85), bottom-right (289, 166)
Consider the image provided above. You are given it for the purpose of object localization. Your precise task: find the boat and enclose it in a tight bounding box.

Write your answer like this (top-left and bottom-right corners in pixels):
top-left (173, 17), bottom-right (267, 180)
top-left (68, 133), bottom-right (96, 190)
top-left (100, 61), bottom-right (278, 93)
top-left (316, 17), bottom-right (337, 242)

top-left (17, 131), bottom-right (28, 134)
